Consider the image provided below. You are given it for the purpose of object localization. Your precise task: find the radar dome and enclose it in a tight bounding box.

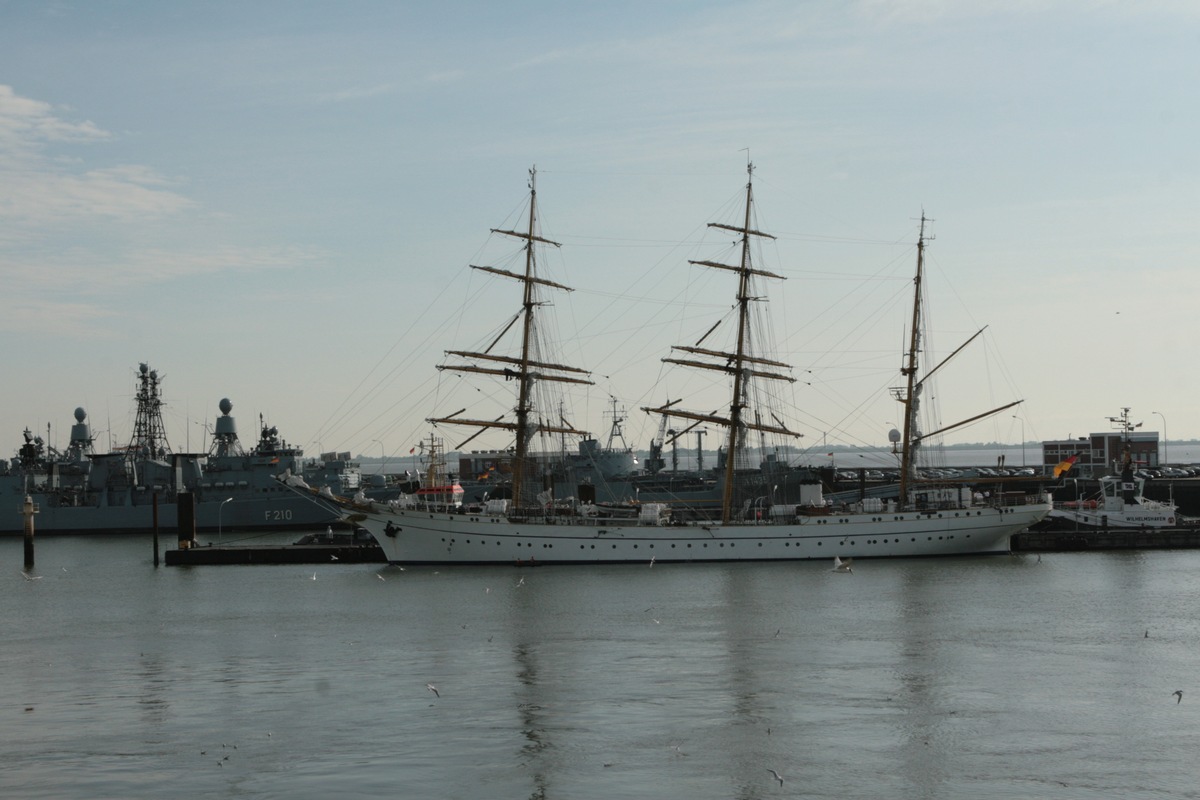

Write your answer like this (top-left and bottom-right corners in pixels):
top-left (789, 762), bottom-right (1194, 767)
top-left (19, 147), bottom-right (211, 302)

top-left (888, 428), bottom-right (902, 444)
top-left (219, 398), bottom-right (233, 416)
top-left (75, 407), bottom-right (87, 423)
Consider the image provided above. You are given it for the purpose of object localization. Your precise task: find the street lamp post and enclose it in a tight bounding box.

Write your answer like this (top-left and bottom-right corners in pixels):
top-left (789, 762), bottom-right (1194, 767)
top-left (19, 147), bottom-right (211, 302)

top-left (1012, 415), bottom-right (1025, 467)
top-left (372, 438), bottom-right (386, 476)
top-left (1153, 411), bottom-right (1168, 466)
top-left (218, 496), bottom-right (233, 544)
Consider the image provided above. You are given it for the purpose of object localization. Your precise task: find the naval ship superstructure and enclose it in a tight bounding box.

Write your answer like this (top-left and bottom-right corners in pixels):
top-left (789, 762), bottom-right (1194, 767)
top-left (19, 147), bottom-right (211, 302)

top-left (1, 364), bottom-right (341, 535)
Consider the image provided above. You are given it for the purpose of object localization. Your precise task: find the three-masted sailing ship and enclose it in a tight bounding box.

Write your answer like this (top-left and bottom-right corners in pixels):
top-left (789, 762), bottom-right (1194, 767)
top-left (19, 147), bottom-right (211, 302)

top-left (292, 165), bottom-right (1051, 564)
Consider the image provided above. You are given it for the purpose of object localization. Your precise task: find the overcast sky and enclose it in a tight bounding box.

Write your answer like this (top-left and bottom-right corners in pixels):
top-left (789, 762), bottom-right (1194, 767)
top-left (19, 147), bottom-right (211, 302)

top-left (2, 1), bottom-right (1198, 464)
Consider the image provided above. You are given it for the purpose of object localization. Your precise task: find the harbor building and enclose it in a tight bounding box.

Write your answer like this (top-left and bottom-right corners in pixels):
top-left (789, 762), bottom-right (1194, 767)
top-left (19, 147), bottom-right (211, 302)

top-left (1041, 431), bottom-right (1160, 477)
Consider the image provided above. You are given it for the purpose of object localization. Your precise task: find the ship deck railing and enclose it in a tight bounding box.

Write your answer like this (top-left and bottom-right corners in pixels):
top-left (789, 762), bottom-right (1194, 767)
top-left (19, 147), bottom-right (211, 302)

top-left (374, 493), bottom-right (1047, 527)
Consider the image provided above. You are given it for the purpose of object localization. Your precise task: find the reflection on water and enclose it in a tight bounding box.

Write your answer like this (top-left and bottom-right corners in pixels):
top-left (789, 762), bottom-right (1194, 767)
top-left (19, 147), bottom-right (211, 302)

top-left (4, 536), bottom-right (1200, 798)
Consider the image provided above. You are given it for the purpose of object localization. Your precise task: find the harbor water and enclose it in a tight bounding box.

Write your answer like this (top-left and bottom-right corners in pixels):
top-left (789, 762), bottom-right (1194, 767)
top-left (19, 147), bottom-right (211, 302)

top-left (5, 534), bottom-right (1200, 799)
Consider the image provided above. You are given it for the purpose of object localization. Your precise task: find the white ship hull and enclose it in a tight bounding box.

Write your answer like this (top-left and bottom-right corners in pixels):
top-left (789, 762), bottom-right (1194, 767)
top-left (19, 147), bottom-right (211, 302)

top-left (343, 496), bottom-right (1051, 564)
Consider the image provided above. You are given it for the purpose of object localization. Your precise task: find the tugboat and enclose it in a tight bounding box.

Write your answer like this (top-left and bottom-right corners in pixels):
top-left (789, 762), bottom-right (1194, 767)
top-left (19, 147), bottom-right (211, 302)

top-left (1040, 409), bottom-right (1178, 530)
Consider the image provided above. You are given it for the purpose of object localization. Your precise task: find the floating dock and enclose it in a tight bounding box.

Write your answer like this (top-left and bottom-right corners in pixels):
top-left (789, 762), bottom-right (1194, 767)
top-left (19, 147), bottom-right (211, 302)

top-left (165, 543), bottom-right (385, 566)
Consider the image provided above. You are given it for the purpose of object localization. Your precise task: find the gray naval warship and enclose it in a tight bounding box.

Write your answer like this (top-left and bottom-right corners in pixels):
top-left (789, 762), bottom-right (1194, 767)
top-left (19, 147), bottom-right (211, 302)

top-left (1, 363), bottom-right (345, 535)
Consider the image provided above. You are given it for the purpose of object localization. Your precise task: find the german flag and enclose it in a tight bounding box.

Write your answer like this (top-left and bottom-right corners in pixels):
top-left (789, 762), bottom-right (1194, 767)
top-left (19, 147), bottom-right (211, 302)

top-left (1053, 452), bottom-right (1081, 478)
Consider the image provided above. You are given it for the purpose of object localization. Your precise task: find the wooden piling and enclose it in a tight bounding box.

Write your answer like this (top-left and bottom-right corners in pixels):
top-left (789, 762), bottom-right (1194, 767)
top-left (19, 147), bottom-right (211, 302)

top-left (22, 494), bottom-right (38, 570)
top-left (152, 492), bottom-right (160, 567)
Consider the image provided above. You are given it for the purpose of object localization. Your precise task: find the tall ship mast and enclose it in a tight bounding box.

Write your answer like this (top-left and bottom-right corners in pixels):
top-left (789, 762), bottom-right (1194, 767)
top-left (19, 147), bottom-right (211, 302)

top-left (891, 216), bottom-right (1022, 510)
top-left (428, 167), bottom-right (593, 514)
top-left (896, 216), bottom-right (929, 508)
top-left (644, 161), bottom-right (799, 523)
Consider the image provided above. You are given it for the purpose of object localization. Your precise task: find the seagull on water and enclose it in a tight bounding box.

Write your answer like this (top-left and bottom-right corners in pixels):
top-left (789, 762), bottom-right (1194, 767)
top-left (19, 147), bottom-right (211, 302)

top-left (427, 683), bottom-right (440, 698)
top-left (1174, 690), bottom-right (1184, 704)
top-left (831, 556), bottom-right (853, 573)
top-left (767, 768), bottom-right (784, 786)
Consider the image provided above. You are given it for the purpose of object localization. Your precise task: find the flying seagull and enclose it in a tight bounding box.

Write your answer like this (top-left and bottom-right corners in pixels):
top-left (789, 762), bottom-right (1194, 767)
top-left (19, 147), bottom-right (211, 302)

top-left (21, 572), bottom-right (41, 581)
top-left (427, 683), bottom-right (440, 698)
top-left (767, 768), bottom-right (784, 786)
top-left (1174, 690), bottom-right (1184, 704)
top-left (831, 556), bottom-right (853, 574)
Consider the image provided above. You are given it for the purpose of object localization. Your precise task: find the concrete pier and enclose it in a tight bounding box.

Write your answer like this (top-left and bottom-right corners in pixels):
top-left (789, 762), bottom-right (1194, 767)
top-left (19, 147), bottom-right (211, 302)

top-left (1013, 526), bottom-right (1200, 552)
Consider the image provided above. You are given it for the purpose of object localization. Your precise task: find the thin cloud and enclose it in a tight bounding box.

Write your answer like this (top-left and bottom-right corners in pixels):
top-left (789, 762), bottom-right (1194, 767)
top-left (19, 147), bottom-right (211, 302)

top-left (0, 84), bottom-right (193, 225)
top-left (0, 84), bottom-right (108, 152)
top-left (1, 298), bottom-right (120, 339)
top-left (0, 84), bottom-right (331, 336)
top-left (0, 243), bottom-right (329, 336)
top-left (314, 68), bottom-right (465, 103)
top-left (853, 0), bottom-right (1200, 23)
top-left (4, 244), bottom-right (327, 295)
